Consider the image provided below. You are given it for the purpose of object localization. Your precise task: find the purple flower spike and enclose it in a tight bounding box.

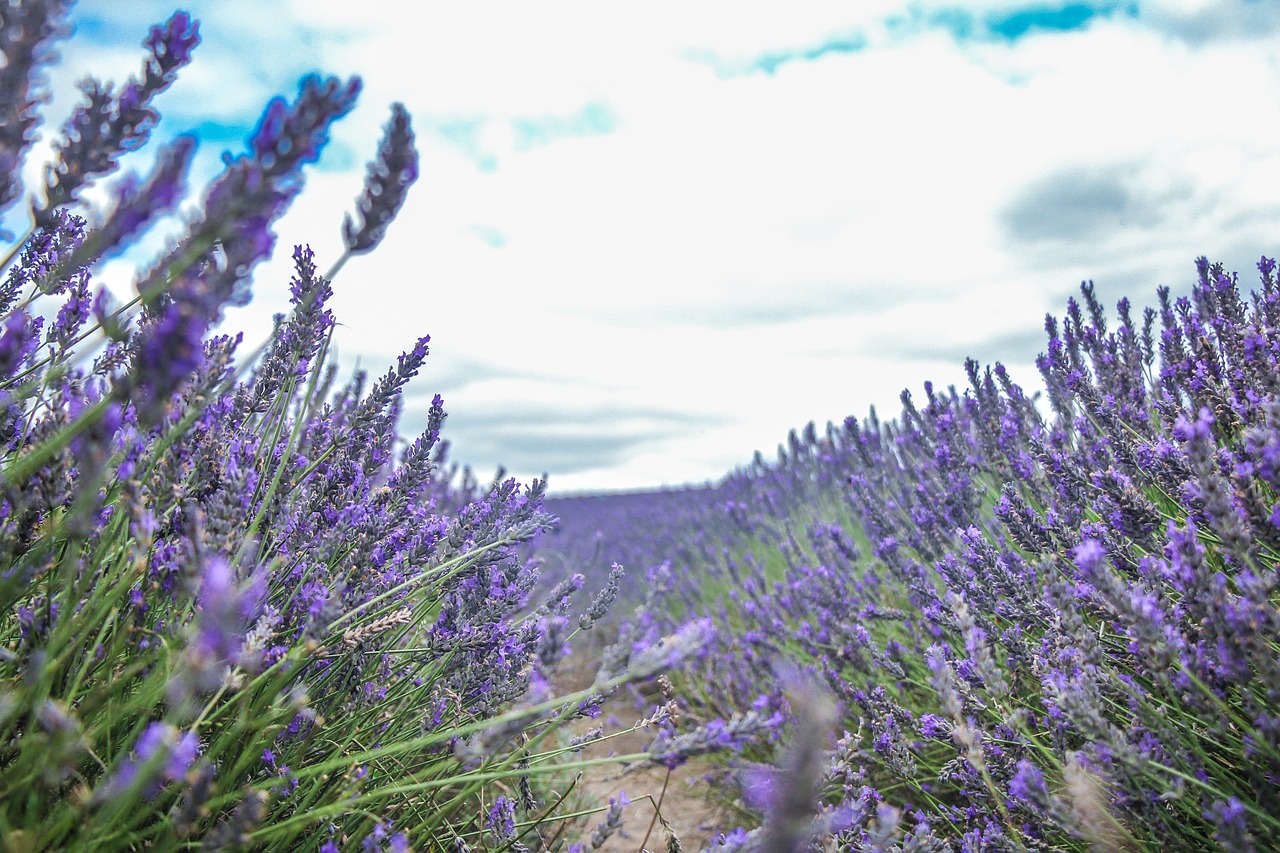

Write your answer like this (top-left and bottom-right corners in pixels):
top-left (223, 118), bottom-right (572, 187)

top-left (1007, 759), bottom-right (1048, 806)
top-left (132, 299), bottom-right (207, 425)
top-left (590, 792), bottom-right (629, 848)
top-left (343, 102), bottom-right (418, 256)
top-left (194, 556), bottom-right (244, 663)
top-left (1205, 798), bottom-right (1258, 853)
top-left (250, 74), bottom-right (361, 172)
top-left (142, 74), bottom-right (360, 315)
top-left (486, 796), bottom-right (517, 841)
top-left (96, 722), bottom-right (201, 802)
top-left (0, 0), bottom-right (73, 218)
top-left (60, 134), bottom-right (196, 272)
top-left (0, 311), bottom-right (43, 383)
top-left (1, 208), bottom-right (85, 303)
top-left (37, 11), bottom-right (199, 225)
top-left (1072, 539), bottom-right (1106, 577)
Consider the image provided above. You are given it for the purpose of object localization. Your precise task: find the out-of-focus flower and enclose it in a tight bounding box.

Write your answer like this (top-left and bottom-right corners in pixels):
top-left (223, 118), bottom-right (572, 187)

top-left (0, 0), bottom-right (73, 219)
top-left (343, 102), bottom-right (418, 257)
top-left (36, 11), bottom-right (198, 226)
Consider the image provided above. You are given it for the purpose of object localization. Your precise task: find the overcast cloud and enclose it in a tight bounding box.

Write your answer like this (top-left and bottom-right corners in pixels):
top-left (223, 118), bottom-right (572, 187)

top-left (35, 1), bottom-right (1280, 492)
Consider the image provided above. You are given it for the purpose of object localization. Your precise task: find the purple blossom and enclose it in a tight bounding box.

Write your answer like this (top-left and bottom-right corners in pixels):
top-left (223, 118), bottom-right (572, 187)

top-left (1007, 759), bottom-right (1047, 806)
top-left (1205, 798), bottom-right (1258, 853)
top-left (96, 722), bottom-right (200, 800)
top-left (486, 796), bottom-right (516, 840)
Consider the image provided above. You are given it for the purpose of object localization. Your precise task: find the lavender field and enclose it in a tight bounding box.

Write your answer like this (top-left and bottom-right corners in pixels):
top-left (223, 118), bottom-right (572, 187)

top-left (544, 256), bottom-right (1280, 851)
top-left (2, 3), bottom-right (1279, 852)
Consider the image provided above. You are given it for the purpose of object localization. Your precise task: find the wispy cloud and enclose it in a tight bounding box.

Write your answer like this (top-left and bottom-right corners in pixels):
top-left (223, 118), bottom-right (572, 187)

top-left (686, 2), bottom-right (1137, 77)
top-left (626, 279), bottom-right (935, 328)
top-left (420, 101), bottom-right (620, 171)
top-left (877, 327), bottom-right (1051, 367)
top-left (511, 102), bottom-right (620, 149)
top-left (1000, 161), bottom-right (1195, 245)
top-left (685, 30), bottom-right (869, 77)
top-left (447, 403), bottom-right (726, 476)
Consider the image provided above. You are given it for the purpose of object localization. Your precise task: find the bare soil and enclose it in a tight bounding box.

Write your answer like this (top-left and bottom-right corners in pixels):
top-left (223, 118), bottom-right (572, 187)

top-left (565, 710), bottom-right (730, 852)
top-left (549, 644), bottom-right (740, 852)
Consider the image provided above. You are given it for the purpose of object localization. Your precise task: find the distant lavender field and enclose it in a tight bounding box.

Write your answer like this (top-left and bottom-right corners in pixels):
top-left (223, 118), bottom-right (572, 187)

top-left (2, 3), bottom-right (1279, 852)
top-left (542, 258), bottom-right (1280, 851)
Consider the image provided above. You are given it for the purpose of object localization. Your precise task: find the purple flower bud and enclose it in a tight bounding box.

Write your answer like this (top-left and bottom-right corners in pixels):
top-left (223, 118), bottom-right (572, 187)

top-left (145, 10), bottom-right (199, 72)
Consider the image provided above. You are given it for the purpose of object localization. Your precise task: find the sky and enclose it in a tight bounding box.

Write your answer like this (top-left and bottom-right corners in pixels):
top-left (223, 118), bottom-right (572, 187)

top-left (22, 0), bottom-right (1280, 493)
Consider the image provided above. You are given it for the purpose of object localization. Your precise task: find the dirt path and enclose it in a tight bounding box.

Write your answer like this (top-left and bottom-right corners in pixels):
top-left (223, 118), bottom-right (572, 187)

top-left (550, 646), bottom-right (739, 852)
top-left (563, 696), bottom-right (733, 853)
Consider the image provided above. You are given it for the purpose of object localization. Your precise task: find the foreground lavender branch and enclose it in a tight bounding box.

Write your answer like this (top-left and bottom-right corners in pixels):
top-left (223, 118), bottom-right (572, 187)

top-left (0, 6), bottom-right (662, 850)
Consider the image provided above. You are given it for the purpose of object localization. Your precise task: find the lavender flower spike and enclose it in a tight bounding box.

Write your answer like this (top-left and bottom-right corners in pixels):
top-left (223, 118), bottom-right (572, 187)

top-left (139, 73), bottom-right (361, 316)
top-left (58, 134), bottom-right (196, 272)
top-left (0, 0), bottom-right (73, 220)
top-left (629, 617), bottom-right (715, 677)
top-left (590, 793), bottom-right (630, 849)
top-left (756, 679), bottom-right (839, 853)
top-left (342, 102), bottom-right (418, 256)
top-left (36, 11), bottom-right (199, 226)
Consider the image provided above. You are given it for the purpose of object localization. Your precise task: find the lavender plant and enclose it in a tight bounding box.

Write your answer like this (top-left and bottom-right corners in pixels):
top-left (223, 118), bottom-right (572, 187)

top-left (0, 6), bottom-right (681, 850)
top-left (545, 258), bottom-right (1280, 851)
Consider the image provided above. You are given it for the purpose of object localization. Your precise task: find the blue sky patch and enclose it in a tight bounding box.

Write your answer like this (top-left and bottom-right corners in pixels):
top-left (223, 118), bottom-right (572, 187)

top-left (64, 7), bottom-right (174, 47)
top-left (698, 1), bottom-right (1144, 78)
top-left (185, 119), bottom-right (252, 149)
top-left (746, 31), bottom-right (869, 76)
top-left (469, 225), bottom-right (507, 248)
top-left (431, 118), bottom-right (498, 171)
top-left (986, 3), bottom-right (1110, 40)
top-left (426, 103), bottom-right (620, 171)
top-left (510, 102), bottom-right (620, 150)
top-left (926, 9), bottom-right (977, 41)
top-left (909, 2), bottom-right (1136, 44)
